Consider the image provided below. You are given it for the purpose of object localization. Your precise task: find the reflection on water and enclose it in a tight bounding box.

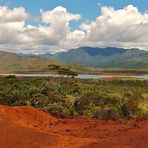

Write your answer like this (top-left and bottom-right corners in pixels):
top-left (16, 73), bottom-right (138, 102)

top-left (76, 74), bottom-right (112, 79)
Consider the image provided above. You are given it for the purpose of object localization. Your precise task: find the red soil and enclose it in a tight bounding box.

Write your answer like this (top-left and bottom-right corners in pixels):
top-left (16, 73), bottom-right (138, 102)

top-left (0, 105), bottom-right (148, 148)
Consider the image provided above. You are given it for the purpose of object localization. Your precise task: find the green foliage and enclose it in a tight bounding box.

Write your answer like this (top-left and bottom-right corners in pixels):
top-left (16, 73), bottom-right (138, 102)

top-left (48, 64), bottom-right (61, 70)
top-left (45, 103), bottom-right (71, 118)
top-left (57, 68), bottom-right (78, 77)
top-left (120, 92), bottom-right (144, 118)
top-left (48, 64), bottom-right (78, 78)
top-left (0, 76), bottom-right (147, 119)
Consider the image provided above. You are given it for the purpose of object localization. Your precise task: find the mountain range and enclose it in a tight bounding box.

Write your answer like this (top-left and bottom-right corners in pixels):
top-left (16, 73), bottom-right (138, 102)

top-left (0, 47), bottom-right (148, 73)
top-left (37, 47), bottom-right (148, 69)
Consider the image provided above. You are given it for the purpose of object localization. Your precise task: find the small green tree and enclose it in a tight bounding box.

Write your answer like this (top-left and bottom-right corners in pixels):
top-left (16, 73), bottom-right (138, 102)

top-left (48, 64), bottom-right (61, 71)
top-left (57, 68), bottom-right (78, 78)
top-left (48, 64), bottom-right (78, 78)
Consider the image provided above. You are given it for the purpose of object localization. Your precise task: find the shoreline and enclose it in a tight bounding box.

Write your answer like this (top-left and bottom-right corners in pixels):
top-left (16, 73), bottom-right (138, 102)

top-left (0, 73), bottom-right (148, 76)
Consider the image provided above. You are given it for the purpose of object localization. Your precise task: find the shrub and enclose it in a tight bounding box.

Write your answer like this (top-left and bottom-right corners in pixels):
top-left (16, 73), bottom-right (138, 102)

top-left (93, 106), bottom-right (122, 120)
top-left (45, 103), bottom-right (71, 118)
top-left (31, 93), bottom-right (49, 108)
top-left (120, 92), bottom-right (144, 118)
top-left (12, 100), bottom-right (28, 106)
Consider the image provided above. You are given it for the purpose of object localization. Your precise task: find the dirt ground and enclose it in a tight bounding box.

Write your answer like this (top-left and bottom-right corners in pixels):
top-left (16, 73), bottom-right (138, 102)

top-left (0, 105), bottom-right (148, 148)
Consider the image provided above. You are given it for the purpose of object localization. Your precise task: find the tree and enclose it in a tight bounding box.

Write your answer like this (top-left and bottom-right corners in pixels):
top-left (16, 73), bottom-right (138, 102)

top-left (66, 70), bottom-right (78, 78)
top-left (57, 68), bottom-right (78, 78)
top-left (48, 64), bottom-right (61, 71)
top-left (48, 64), bottom-right (61, 76)
top-left (48, 64), bottom-right (78, 78)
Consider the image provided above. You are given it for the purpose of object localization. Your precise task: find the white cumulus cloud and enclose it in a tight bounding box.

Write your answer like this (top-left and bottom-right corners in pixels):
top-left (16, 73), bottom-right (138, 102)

top-left (80, 5), bottom-right (148, 49)
top-left (0, 5), bottom-right (148, 53)
top-left (0, 6), bottom-right (28, 22)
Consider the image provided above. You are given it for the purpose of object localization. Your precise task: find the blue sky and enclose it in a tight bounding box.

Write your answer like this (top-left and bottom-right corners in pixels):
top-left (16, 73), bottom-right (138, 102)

top-left (3, 0), bottom-right (148, 25)
top-left (0, 0), bottom-right (148, 53)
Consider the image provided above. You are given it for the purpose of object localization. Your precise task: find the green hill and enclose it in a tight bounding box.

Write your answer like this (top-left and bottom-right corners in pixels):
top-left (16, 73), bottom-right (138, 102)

top-left (0, 51), bottom-right (59, 73)
top-left (38, 47), bottom-right (148, 69)
top-left (0, 47), bottom-right (148, 73)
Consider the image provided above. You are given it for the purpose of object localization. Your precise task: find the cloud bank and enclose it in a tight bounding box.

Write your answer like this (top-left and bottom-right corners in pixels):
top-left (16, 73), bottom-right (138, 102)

top-left (0, 5), bottom-right (148, 53)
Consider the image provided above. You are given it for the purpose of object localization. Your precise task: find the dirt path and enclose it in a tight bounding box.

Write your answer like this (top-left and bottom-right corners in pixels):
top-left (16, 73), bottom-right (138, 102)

top-left (0, 105), bottom-right (148, 148)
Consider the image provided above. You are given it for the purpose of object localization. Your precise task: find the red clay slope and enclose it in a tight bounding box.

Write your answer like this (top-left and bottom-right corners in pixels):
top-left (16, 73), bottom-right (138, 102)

top-left (0, 105), bottom-right (148, 148)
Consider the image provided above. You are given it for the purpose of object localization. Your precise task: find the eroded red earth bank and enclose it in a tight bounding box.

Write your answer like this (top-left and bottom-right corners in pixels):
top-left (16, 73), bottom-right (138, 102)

top-left (0, 105), bottom-right (148, 148)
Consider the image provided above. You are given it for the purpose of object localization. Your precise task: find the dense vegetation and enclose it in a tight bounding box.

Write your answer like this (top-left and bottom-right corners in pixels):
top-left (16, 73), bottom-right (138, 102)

top-left (0, 76), bottom-right (148, 120)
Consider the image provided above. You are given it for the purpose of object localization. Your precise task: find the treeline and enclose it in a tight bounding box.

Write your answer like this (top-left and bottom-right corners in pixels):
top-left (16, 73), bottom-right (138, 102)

top-left (0, 76), bottom-right (148, 120)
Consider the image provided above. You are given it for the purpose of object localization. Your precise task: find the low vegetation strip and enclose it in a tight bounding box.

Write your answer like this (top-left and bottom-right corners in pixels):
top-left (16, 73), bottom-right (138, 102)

top-left (0, 76), bottom-right (148, 120)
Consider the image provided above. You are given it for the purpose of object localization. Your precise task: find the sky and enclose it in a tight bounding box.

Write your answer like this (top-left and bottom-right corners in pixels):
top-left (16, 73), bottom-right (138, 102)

top-left (0, 0), bottom-right (148, 53)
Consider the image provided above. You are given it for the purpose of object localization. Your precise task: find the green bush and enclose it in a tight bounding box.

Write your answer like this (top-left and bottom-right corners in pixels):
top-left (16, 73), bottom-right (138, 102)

top-left (45, 103), bottom-right (71, 118)
top-left (120, 92), bottom-right (144, 118)
top-left (12, 100), bottom-right (28, 106)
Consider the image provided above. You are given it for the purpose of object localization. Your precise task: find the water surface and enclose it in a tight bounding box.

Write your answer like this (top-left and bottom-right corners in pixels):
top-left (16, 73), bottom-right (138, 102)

top-left (0, 73), bottom-right (148, 79)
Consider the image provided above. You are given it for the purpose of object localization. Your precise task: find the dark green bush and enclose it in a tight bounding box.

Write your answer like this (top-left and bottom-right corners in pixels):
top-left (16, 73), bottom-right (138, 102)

top-left (45, 103), bottom-right (71, 118)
